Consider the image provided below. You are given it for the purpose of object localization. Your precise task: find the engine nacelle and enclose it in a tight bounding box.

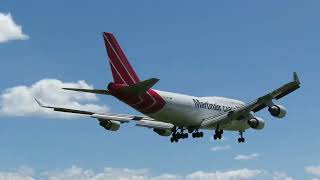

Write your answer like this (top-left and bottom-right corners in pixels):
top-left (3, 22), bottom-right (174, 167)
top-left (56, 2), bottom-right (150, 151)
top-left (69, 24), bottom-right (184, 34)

top-left (248, 117), bottom-right (265, 130)
top-left (99, 119), bottom-right (120, 131)
top-left (153, 128), bottom-right (172, 137)
top-left (268, 105), bottom-right (287, 118)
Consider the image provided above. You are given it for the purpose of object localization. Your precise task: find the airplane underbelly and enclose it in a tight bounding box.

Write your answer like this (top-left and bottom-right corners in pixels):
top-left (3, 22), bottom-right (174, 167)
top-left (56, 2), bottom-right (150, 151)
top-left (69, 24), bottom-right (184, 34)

top-left (146, 103), bottom-right (200, 127)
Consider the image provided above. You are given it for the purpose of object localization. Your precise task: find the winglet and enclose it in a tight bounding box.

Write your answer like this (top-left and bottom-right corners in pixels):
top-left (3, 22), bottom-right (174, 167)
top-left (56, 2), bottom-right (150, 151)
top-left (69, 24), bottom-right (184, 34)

top-left (34, 98), bottom-right (52, 109)
top-left (34, 98), bottom-right (44, 107)
top-left (293, 72), bottom-right (300, 84)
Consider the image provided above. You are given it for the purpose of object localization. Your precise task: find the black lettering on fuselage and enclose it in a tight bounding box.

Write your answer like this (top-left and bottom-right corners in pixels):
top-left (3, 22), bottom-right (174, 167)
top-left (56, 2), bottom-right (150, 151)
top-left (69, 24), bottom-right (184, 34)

top-left (192, 98), bottom-right (232, 112)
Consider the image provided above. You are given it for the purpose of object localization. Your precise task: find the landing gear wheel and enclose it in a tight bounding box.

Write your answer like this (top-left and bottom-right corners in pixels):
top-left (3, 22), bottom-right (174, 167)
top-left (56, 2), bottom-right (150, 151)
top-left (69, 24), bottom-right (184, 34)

top-left (213, 125), bottom-right (223, 140)
top-left (219, 129), bottom-right (223, 135)
top-left (184, 133), bottom-right (188, 139)
top-left (176, 132), bottom-right (181, 139)
top-left (214, 134), bottom-right (217, 140)
top-left (199, 132), bottom-right (204, 137)
top-left (170, 137), bottom-right (174, 143)
top-left (238, 131), bottom-right (245, 143)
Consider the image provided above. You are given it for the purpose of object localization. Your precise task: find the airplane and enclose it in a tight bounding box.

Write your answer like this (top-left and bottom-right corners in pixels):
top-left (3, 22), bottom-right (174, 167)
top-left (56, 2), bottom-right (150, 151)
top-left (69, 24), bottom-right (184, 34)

top-left (36, 32), bottom-right (301, 143)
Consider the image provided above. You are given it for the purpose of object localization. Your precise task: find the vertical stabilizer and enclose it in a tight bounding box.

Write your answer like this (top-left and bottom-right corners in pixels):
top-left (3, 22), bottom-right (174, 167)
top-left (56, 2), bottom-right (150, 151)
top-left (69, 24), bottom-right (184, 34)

top-left (102, 32), bottom-right (140, 85)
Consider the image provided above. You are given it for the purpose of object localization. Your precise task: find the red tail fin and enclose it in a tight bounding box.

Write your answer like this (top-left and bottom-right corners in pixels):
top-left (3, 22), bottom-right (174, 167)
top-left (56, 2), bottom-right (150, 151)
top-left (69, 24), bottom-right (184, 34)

top-left (102, 32), bottom-right (140, 85)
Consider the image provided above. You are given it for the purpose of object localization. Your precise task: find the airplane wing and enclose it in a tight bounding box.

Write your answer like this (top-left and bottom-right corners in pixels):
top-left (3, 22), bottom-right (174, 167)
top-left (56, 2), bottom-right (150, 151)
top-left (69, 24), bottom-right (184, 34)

top-left (34, 98), bottom-right (173, 130)
top-left (201, 72), bottom-right (301, 127)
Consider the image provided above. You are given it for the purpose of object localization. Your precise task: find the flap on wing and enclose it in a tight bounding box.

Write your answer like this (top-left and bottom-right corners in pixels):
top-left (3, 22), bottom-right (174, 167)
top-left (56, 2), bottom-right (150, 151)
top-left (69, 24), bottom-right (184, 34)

top-left (91, 114), bottom-right (153, 122)
top-left (120, 78), bottom-right (159, 95)
top-left (136, 120), bottom-right (174, 130)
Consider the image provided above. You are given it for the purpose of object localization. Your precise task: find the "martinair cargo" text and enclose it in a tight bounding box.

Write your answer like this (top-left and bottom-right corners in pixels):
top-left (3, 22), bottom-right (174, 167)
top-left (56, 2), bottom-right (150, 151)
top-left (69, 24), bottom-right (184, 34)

top-left (192, 99), bottom-right (235, 112)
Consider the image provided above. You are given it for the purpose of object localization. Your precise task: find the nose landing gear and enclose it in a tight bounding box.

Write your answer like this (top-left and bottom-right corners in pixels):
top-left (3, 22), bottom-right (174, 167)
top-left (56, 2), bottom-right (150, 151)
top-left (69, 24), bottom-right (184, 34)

top-left (238, 131), bottom-right (245, 143)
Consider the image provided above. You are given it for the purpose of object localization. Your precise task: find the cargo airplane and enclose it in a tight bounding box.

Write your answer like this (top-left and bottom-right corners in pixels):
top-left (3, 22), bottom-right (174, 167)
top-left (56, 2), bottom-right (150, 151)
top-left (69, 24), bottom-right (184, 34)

top-left (36, 32), bottom-right (301, 143)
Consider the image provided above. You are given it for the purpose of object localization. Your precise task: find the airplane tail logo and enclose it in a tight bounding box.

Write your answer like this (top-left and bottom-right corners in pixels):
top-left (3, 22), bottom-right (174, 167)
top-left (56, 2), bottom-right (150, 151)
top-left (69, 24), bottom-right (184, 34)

top-left (102, 32), bottom-right (140, 85)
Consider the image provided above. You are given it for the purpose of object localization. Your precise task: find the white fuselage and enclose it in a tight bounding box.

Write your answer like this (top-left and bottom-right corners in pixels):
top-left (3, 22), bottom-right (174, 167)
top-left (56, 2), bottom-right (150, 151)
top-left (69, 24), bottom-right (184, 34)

top-left (147, 90), bottom-right (250, 131)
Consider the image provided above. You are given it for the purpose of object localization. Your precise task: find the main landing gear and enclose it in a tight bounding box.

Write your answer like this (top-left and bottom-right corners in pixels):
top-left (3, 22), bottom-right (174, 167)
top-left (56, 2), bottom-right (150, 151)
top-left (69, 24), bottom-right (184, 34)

top-left (238, 131), bottom-right (245, 143)
top-left (192, 129), bottom-right (203, 138)
top-left (170, 127), bottom-right (203, 143)
top-left (213, 126), bottom-right (223, 140)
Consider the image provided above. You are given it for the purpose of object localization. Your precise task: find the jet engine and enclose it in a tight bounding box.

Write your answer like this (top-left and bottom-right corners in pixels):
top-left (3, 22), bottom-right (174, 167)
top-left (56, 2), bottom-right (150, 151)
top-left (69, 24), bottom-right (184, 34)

top-left (99, 120), bottom-right (120, 131)
top-left (248, 117), bottom-right (265, 130)
top-left (153, 128), bottom-right (172, 136)
top-left (268, 105), bottom-right (287, 118)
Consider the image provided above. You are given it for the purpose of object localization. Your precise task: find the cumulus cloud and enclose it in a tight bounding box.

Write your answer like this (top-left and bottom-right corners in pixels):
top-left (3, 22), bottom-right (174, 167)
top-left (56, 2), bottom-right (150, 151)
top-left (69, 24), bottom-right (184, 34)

top-left (0, 166), bottom-right (267, 180)
top-left (0, 12), bottom-right (29, 43)
top-left (185, 169), bottom-right (262, 180)
top-left (210, 145), bottom-right (231, 152)
top-left (234, 153), bottom-right (260, 161)
top-left (0, 79), bottom-right (109, 118)
top-left (306, 165), bottom-right (320, 177)
top-left (0, 166), bottom-right (34, 180)
top-left (272, 171), bottom-right (293, 180)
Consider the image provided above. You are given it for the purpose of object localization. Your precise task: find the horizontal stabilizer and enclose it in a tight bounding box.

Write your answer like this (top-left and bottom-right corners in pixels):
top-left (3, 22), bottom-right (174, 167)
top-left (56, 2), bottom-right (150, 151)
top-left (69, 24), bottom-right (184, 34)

top-left (62, 88), bottom-right (110, 95)
top-left (120, 78), bottom-right (159, 95)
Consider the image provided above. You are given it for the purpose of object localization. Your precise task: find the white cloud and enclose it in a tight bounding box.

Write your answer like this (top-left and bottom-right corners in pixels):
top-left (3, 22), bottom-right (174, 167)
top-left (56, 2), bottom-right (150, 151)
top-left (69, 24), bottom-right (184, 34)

top-left (0, 166), bottom-right (297, 180)
top-left (272, 171), bottom-right (293, 180)
top-left (0, 166), bottom-right (267, 180)
top-left (0, 166), bottom-right (35, 180)
top-left (0, 79), bottom-right (109, 118)
top-left (0, 12), bottom-right (29, 43)
top-left (306, 165), bottom-right (320, 177)
top-left (234, 153), bottom-right (260, 161)
top-left (185, 169), bottom-right (262, 180)
top-left (210, 145), bottom-right (231, 152)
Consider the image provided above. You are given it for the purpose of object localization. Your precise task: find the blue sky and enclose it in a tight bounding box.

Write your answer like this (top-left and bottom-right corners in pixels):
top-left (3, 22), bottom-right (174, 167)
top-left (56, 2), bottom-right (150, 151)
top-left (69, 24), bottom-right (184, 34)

top-left (0, 0), bottom-right (319, 179)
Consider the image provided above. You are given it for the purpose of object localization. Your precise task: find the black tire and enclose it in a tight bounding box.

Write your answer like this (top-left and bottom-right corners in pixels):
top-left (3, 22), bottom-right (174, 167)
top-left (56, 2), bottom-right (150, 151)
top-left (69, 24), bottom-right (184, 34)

top-left (192, 133), bottom-right (195, 138)
top-left (218, 134), bottom-right (222, 139)
top-left (170, 137), bottom-right (174, 143)
top-left (214, 134), bottom-right (217, 140)
top-left (184, 133), bottom-right (188, 139)
top-left (176, 132), bottom-right (181, 139)
top-left (199, 132), bottom-right (204, 137)
top-left (238, 138), bottom-right (241, 143)
top-left (242, 138), bottom-right (245, 143)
